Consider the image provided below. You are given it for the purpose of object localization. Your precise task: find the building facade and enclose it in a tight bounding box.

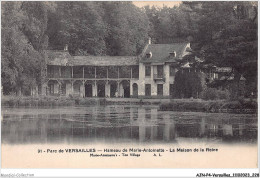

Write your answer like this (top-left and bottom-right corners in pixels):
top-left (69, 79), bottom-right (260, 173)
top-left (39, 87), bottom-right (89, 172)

top-left (42, 41), bottom-right (200, 98)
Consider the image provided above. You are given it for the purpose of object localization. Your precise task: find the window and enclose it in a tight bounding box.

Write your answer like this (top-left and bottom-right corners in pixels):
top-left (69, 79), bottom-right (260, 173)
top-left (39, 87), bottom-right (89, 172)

top-left (170, 66), bottom-right (176, 76)
top-left (61, 83), bottom-right (66, 95)
top-left (145, 65), bottom-right (151, 77)
top-left (157, 84), bottom-right (163, 96)
top-left (145, 84), bottom-right (151, 96)
top-left (132, 66), bottom-right (139, 79)
top-left (169, 51), bottom-right (176, 57)
top-left (146, 52), bottom-right (152, 58)
top-left (157, 65), bottom-right (164, 78)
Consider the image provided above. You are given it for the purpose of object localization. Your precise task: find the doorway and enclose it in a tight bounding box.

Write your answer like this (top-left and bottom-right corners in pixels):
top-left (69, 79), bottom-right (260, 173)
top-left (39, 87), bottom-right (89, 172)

top-left (124, 86), bottom-right (130, 98)
top-left (97, 84), bottom-right (105, 97)
top-left (133, 83), bottom-right (138, 97)
top-left (157, 84), bottom-right (163, 96)
top-left (110, 82), bottom-right (117, 97)
top-left (121, 80), bottom-right (130, 98)
top-left (85, 84), bottom-right (92, 97)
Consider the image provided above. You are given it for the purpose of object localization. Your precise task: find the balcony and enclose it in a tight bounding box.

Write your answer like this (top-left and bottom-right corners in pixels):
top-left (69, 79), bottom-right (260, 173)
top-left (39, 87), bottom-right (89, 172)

top-left (153, 74), bottom-right (165, 82)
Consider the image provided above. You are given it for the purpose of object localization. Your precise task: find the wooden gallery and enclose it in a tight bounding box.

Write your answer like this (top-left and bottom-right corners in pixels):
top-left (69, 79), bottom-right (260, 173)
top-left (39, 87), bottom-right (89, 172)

top-left (43, 40), bottom-right (236, 98)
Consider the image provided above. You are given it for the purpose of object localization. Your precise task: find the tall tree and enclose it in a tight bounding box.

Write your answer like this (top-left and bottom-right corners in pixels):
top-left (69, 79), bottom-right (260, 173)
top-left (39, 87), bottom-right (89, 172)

top-left (51, 2), bottom-right (107, 55)
top-left (183, 1), bottom-right (257, 98)
top-left (103, 2), bottom-right (149, 55)
top-left (1, 2), bottom-right (49, 95)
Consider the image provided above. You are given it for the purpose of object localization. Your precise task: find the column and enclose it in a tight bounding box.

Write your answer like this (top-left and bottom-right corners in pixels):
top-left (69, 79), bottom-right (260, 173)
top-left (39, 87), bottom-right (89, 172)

top-left (80, 82), bottom-right (84, 98)
top-left (107, 67), bottom-right (108, 79)
top-left (117, 81), bottom-right (120, 97)
top-left (83, 81), bottom-right (86, 98)
top-left (71, 66), bottom-right (73, 78)
top-left (130, 81), bottom-right (133, 97)
top-left (95, 67), bottom-right (96, 79)
top-left (71, 81), bottom-right (74, 94)
top-left (105, 82), bottom-right (110, 97)
top-left (93, 81), bottom-right (97, 97)
top-left (130, 67), bottom-right (132, 79)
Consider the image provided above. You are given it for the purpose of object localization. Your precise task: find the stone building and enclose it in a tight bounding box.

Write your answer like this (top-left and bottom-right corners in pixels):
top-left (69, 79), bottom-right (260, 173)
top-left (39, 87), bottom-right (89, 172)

top-left (42, 41), bottom-right (194, 98)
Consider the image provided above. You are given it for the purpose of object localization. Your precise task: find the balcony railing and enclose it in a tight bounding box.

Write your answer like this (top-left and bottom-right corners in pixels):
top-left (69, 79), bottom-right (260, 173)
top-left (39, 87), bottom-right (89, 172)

top-left (153, 74), bottom-right (165, 82)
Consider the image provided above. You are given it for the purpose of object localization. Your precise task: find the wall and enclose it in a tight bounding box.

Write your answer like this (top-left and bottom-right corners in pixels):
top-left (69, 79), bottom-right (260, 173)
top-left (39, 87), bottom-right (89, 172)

top-left (45, 62), bottom-right (177, 98)
top-left (138, 63), bottom-right (175, 97)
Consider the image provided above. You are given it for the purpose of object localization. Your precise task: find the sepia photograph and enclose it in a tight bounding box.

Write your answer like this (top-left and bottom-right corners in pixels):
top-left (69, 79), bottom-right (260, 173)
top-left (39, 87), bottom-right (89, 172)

top-left (1, 0), bottom-right (258, 177)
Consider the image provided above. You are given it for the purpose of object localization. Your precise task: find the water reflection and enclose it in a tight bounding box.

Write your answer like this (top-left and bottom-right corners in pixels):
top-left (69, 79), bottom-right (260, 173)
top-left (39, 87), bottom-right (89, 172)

top-left (1, 105), bottom-right (257, 144)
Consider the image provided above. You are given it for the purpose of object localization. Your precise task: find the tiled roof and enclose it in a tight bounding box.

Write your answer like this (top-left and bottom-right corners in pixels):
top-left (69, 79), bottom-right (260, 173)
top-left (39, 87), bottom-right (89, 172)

top-left (45, 50), bottom-right (139, 66)
top-left (45, 50), bottom-right (73, 66)
top-left (140, 43), bottom-right (190, 63)
top-left (69, 56), bottom-right (139, 66)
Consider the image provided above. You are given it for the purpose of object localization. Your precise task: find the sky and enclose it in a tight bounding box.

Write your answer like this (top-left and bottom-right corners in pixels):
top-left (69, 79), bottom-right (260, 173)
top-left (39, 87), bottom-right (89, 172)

top-left (133, 1), bottom-right (181, 8)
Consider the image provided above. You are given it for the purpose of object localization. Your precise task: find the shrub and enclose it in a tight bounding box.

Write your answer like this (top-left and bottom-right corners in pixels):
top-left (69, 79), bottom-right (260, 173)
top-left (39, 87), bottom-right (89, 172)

top-left (201, 88), bottom-right (230, 100)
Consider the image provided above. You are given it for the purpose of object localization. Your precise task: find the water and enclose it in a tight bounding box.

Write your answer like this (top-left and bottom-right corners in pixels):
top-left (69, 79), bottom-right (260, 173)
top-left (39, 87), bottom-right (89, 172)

top-left (1, 105), bottom-right (258, 145)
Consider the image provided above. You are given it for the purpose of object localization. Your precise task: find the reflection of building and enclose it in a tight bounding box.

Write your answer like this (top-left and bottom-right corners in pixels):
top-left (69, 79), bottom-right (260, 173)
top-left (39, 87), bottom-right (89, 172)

top-left (2, 107), bottom-right (257, 144)
top-left (42, 40), bottom-right (192, 98)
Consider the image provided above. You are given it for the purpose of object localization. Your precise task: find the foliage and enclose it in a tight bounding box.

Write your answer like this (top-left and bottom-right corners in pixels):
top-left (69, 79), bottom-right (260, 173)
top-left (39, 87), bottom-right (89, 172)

top-left (47, 2), bottom-right (149, 56)
top-left (182, 2), bottom-right (258, 98)
top-left (1, 2), bottom-right (258, 97)
top-left (173, 70), bottom-right (206, 98)
top-left (201, 88), bottom-right (230, 100)
top-left (1, 2), bottom-right (49, 95)
top-left (159, 99), bottom-right (257, 113)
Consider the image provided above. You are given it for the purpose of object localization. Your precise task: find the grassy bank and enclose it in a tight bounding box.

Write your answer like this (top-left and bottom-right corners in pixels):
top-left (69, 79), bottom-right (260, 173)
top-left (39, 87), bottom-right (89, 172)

top-left (1, 96), bottom-right (257, 114)
top-left (159, 99), bottom-right (257, 114)
top-left (1, 96), bottom-right (77, 107)
top-left (1, 95), bottom-right (159, 107)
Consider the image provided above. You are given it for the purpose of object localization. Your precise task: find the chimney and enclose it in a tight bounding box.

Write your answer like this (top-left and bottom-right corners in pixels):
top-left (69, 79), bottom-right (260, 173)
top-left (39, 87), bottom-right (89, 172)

top-left (64, 44), bottom-right (68, 51)
top-left (148, 37), bottom-right (151, 45)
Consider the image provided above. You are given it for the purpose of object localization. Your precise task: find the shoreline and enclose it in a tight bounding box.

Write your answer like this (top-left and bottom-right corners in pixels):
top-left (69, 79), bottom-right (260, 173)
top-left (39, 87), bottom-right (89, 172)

top-left (1, 96), bottom-right (257, 114)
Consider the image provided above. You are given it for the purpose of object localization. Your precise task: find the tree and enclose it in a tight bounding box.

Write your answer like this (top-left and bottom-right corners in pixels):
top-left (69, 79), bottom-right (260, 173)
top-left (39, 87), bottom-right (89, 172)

top-left (173, 70), bottom-right (206, 98)
top-left (1, 2), bottom-right (48, 95)
top-left (103, 2), bottom-right (149, 55)
top-left (182, 2), bottom-right (257, 98)
top-left (49, 2), bottom-right (107, 55)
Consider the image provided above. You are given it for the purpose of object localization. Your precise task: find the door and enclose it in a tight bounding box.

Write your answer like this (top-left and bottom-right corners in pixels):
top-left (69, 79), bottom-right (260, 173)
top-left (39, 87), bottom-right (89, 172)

top-left (110, 82), bottom-right (117, 97)
top-left (85, 84), bottom-right (92, 97)
top-left (157, 84), bottom-right (163, 96)
top-left (97, 84), bottom-right (105, 97)
top-left (133, 83), bottom-right (138, 97)
top-left (124, 86), bottom-right (130, 98)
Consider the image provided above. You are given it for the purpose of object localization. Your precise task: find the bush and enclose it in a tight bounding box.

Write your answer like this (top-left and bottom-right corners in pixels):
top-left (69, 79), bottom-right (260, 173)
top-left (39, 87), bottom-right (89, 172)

top-left (201, 88), bottom-right (230, 100)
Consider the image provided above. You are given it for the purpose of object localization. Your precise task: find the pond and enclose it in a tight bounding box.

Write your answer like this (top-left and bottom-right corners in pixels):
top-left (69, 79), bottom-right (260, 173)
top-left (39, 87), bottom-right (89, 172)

top-left (1, 105), bottom-right (258, 145)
